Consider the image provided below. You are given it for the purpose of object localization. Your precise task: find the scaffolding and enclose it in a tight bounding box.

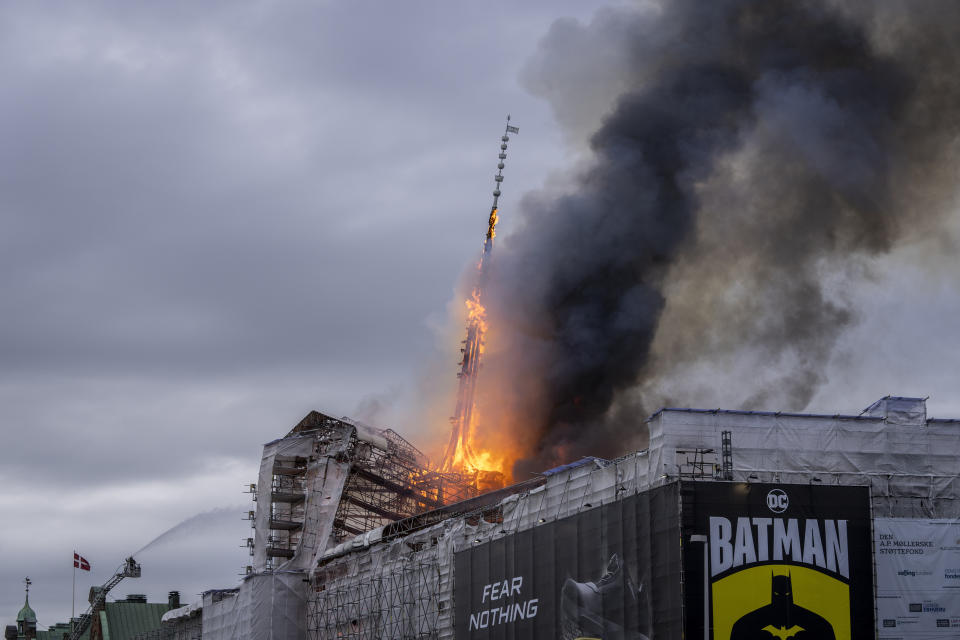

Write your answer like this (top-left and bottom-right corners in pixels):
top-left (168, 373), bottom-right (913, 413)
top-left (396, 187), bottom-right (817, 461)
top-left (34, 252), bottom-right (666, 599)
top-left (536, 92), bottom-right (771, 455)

top-left (309, 553), bottom-right (442, 640)
top-left (719, 429), bottom-right (733, 480)
top-left (332, 429), bottom-right (476, 543)
top-left (674, 447), bottom-right (717, 479)
top-left (252, 410), bottom-right (477, 570)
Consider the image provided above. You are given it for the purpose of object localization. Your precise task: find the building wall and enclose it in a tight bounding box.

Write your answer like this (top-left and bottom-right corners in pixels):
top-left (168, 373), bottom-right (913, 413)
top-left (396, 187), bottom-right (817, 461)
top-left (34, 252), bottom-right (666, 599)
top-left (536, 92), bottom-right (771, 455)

top-left (649, 398), bottom-right (960, 518)
top-left (309, 455), bottom-right (657, 639)
top-left (307, 397), bottom-right (960, 639)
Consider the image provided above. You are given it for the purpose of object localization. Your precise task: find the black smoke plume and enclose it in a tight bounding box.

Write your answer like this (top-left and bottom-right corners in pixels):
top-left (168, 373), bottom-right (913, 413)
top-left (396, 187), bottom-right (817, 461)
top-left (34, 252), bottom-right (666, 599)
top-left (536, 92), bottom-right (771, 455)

top-left (478, 0), bottom-right (960, 477)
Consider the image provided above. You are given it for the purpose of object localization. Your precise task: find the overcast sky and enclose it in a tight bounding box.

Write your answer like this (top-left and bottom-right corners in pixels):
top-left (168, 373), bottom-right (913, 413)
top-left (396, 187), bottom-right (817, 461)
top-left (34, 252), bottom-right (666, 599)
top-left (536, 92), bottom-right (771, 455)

top-left (3, 0), bottom-right (960, 629)
top-left (0, 0), bottom-right (627, 626)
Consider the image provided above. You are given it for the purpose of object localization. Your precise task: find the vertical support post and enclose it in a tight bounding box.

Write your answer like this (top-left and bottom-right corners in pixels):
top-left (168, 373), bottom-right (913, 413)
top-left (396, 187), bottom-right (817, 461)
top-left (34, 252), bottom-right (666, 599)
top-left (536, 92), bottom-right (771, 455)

top-left (690, 534), bottom-right (710, 640)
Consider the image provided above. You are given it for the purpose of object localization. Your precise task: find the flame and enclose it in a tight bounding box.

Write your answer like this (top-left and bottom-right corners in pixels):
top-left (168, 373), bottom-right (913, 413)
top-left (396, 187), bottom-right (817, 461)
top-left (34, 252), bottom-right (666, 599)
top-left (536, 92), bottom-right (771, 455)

top-left (464, 293), bottom-right (488, 347)
top-left (435, 202), bottom-right (523, 493)
top-left (437, 287), bottom-right (513, 488)
top-left (486, 207), bottom-right (498, 240)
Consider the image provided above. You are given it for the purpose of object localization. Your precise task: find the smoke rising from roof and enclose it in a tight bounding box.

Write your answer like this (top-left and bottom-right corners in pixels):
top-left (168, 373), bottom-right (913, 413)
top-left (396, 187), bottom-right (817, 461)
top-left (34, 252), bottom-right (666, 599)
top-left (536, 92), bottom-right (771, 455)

top-left (480, 0), bottom-right (960, 477)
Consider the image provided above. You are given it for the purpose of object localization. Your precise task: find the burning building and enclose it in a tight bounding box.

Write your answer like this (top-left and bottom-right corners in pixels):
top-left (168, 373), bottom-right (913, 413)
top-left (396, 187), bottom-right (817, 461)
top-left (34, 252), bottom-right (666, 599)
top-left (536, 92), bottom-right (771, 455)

top-left (163, 5), bottom-right (960, 633)
top-left (185, 411), bottom-right (476, 639)
top-left (304, 395), bottom-right (960, 640)
top-left (163, 395), bottom-right (960, 639)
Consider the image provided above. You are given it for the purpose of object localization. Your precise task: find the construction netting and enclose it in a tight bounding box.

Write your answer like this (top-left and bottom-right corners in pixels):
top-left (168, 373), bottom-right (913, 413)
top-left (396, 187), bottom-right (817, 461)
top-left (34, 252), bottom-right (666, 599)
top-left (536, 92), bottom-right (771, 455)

top-left (212, 397), bottom-right (960, 638)
top-left (201, 572), bottom-right (307, 640)
top-left (648, 397), bottom-right (960, 518)
top-left (308, 453), bottom-right (667, 639)
top-left (253, 433), bottom-right (352, 572)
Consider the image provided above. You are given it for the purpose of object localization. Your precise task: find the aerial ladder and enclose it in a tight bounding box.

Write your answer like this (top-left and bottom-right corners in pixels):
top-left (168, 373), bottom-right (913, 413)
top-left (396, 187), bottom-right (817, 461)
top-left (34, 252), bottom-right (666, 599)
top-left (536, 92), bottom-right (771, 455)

top-left (69, 557), bottom-right (141, 640)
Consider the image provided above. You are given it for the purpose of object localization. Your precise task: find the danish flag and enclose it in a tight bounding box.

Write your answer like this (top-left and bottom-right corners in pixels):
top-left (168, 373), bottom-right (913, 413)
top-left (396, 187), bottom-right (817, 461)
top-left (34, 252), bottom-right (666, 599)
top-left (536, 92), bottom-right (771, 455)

top-left (73, 552), bottom-right (90, 571)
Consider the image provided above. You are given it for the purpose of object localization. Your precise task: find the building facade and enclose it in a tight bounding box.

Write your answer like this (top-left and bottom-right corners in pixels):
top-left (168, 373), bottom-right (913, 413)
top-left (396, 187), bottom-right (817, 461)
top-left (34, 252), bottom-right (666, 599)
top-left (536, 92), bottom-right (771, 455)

top-left (164, 396), bottom-right (960, 639)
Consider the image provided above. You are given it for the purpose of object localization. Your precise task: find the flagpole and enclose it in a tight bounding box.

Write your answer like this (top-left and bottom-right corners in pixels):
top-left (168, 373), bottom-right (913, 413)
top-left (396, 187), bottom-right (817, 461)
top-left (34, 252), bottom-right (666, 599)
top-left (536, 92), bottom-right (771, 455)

top-left (71, 550), bottom-right (76, 634)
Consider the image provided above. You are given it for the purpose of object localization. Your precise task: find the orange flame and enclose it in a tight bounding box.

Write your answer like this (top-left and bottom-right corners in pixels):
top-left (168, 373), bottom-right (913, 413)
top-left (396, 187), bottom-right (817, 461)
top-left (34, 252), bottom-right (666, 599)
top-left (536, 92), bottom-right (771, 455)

top-left (487, 208), bottom-right (499, 240)
top-left (465, 293), bottom-right (488, 348)
top-left (437, 289), bottom-right (514, 488)
top-left (436, 205), bottom-right (527, 492)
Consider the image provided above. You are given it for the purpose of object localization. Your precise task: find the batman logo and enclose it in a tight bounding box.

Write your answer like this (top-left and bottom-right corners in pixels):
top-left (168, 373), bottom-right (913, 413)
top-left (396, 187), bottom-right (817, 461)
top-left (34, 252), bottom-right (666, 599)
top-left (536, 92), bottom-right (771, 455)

top-left (761, 624), bottom-right (805, 640)
top-left (730, 573), bottom-right (836, 640)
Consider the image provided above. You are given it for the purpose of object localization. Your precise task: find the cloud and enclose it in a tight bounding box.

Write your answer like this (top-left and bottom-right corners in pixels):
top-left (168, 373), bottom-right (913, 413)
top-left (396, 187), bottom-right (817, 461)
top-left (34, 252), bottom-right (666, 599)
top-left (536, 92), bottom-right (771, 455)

top-left (0, 0), bottom-right (620, 625)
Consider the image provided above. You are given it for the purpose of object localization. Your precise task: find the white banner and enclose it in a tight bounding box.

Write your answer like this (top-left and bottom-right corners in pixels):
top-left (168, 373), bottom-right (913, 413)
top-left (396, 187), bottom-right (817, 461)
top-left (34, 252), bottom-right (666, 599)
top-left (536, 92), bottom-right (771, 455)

top-left (875, 518), bottom-right (960, 638)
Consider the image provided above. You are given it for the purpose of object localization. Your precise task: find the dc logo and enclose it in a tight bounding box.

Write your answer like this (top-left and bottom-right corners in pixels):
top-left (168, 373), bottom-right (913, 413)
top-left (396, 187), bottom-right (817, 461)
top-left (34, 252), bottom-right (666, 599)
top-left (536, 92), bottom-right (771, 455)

top-left (767, 489), bottom-right (789, 513)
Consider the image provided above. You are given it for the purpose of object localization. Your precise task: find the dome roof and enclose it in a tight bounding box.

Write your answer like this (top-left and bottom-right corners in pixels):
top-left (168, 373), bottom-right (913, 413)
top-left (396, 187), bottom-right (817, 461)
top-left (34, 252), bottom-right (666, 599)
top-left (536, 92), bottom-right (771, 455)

top-left (17, 595), bottom-right (36, 622)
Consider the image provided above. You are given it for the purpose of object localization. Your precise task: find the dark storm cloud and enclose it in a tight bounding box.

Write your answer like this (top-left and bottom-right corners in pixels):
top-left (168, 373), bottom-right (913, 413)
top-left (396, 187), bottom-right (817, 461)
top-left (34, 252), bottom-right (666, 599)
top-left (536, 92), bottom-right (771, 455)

top-left (483, 0), bottom-right (960, 476)
top-left (0, 1), bottom-right (613, 381)
top-left (0, 0), bottom-right (607, 487)
top-left (0, 0), bottom-right (619, 625)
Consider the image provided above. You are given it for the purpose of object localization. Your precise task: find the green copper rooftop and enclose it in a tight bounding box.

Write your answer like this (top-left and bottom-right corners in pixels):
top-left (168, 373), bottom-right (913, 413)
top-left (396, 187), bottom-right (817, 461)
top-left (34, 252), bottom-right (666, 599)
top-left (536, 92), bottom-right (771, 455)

top-left (17, 594), bottom-right (36, 622)
top-left (99, 601), bottom-right (169, 640)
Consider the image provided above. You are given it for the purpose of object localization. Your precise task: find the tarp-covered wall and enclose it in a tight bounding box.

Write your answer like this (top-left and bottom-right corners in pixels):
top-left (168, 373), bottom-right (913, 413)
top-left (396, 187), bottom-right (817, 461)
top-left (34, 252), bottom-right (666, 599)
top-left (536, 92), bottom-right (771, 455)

top-left (253, 435), bottom-right (351, 573)
top-left (310, 454), bottom-right (663, 639)
top-left (253, 396), bottom-right (960, 639)
top-left (161, 601), bottom-right (202, 640)
top-left (253, 436), bottom-right (312, 571)
top-left (202, 573), bottom-right (307, 640)
top-left (234, 426), bottom-right (353, 639)
top-left (648, 398), bottom-right (960, 518)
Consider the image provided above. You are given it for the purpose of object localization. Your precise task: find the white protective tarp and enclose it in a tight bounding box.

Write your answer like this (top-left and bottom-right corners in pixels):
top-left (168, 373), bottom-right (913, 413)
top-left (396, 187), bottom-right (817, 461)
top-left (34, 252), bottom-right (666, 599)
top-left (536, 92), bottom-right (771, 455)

top-left (306, 396), bottom-right (960, 640)
top-left (160, 601), bottom-right (201, 623)
top-left (864, 397), bottom-right (928, 426)
top-left (302, 457), bottom-right (350, 571)
top-left (253, 435), bottom-right (314, 571)
top-left (225, 424), bottom-right (357, 638)
top-left (344, 417), bottom-right (390, 452)
top-left (875, 518), bottom-right (960, 638)
top-left (201, 590), bottom-right (245, 639)
top-left (202, 572), bottom-right (308, 640)
top-left (253, 434), bottom-right (351, 572)
top-left (647, 398), bottom-right (960, 518)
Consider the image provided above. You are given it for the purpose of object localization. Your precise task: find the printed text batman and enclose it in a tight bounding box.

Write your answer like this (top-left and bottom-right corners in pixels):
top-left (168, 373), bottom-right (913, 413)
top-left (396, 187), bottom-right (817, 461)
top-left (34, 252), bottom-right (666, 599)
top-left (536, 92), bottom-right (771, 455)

top-left (710, 517), bottom-right (849, 578)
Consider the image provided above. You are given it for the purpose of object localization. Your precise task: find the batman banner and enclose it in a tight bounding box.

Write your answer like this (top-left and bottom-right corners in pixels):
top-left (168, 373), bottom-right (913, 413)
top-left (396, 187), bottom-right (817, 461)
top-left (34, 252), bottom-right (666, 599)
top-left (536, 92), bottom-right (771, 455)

top-left (682, 482), bottom-right (874, 640)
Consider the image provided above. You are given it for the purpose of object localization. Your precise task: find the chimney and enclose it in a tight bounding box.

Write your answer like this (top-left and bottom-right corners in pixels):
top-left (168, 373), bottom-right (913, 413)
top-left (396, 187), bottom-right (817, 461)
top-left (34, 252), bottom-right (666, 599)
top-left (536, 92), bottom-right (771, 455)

top-left (862, 396), bottom-right (927, 426)
top-left (168, 591), bottom-right (180, 609)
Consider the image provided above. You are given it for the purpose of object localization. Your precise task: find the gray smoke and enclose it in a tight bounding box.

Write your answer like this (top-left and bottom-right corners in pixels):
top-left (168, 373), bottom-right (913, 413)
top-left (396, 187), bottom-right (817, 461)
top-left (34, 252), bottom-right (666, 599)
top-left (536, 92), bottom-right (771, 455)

top-left (353, 387), bottom-right (401, 426)
top-left (478, 0), bottom-right (960, 477)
